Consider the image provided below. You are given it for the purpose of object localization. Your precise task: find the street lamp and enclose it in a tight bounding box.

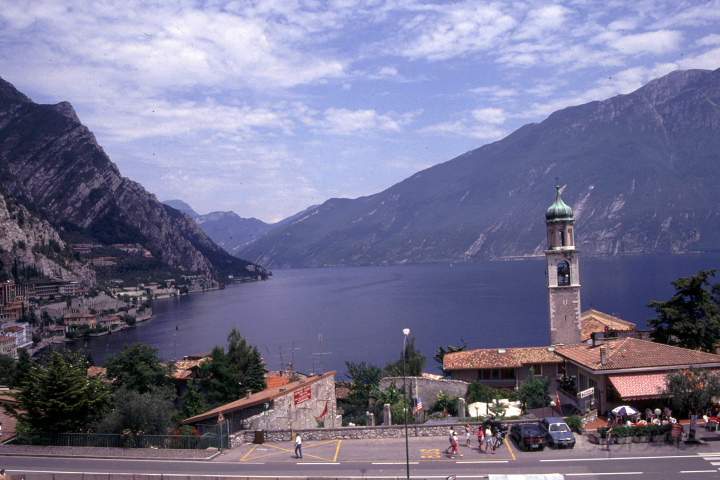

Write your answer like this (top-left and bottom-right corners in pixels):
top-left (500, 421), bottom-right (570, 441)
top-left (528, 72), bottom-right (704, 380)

top-left (402, 327), bottom-right (411, 480)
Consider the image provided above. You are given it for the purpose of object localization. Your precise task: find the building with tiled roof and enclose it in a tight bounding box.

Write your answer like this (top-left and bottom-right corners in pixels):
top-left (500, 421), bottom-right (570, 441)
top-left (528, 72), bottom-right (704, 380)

top-left (444, 346), bottom-right (562, 389)
top-left (554, 337), bottom-right (720, 413)
top-left (183, 371), bottom-right (338, 432)
top-left (580, 309), bottom-right (636, 342)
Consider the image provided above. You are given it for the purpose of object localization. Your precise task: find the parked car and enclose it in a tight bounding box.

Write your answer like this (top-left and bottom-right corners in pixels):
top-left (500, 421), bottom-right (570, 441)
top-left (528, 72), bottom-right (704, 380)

top-left (542, 417), bottom-right (576, 449)
top-left (510, 423), bottom-right (547, 451)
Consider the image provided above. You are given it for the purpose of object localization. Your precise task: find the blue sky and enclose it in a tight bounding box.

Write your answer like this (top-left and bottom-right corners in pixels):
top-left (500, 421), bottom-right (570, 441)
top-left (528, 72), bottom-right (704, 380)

top-left (1, 1), bottom-right (719, 222)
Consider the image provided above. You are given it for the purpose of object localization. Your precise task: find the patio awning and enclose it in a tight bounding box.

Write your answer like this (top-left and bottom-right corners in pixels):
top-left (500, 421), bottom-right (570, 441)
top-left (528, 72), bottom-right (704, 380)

top-left (608, 373), bottom-right (669, 400)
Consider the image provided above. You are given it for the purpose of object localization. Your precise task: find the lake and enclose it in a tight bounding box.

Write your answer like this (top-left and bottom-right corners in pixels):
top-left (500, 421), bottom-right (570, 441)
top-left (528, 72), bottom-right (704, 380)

top-left (78, 254), bottom-right (720, 376)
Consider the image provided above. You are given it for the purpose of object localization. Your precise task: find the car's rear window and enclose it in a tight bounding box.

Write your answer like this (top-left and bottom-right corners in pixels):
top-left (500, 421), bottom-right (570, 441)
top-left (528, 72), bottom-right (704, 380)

top-left (550, 424), bottom-right (570, 432)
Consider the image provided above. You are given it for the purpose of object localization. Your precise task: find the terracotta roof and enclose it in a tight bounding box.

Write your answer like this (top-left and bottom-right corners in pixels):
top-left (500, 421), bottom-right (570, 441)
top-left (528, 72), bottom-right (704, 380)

top-left (266, 372), bottom-right (292, 389)
top-left (2, 326), bottom-right (24, 333)
top-left (608, 373), bottom-right (669, 400)
top-left (87, 366), bottom-right (107, 378)
top-left (0, 335), bottom-right (15, 344)
top-left (443, 346), bottom-right (561, 370)
top-left (171, 356), bottom-right (209, 380)
top-left (183, 371), bottom-right (336, 425)
top-left (556, 338), bottom-right (720, 371)
top-left (580, 309), bottom-right (636, 341)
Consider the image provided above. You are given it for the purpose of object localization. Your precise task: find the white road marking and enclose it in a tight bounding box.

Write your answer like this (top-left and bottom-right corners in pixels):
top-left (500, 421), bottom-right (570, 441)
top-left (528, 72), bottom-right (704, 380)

top-left (565, 474), bottom-right (643, 477)
top-left (456, 460), bottom-right (509, 464)
top-left (709, 462), bottom-right (720, 466)
top-left (542, 454), bottom-right (700, 462)
top-left (296, 462), bottom-right (341, 465)
top-left (680, 470), bottom-right (719, 474)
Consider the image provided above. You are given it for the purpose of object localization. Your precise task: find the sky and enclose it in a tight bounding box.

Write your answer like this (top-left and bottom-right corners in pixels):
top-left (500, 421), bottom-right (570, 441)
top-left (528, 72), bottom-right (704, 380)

top-left (1, 1), bottom-right (719, 222)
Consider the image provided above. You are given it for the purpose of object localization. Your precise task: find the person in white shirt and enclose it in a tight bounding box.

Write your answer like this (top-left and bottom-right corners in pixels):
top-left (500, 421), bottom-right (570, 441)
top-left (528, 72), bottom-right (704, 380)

top-left (294, 433), bottom-right (303, 459)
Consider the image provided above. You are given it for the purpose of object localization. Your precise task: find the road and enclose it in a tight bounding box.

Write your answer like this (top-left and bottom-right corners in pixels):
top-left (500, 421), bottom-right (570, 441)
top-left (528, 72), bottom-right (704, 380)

top-left (1, 436), bottom-right (720, 479)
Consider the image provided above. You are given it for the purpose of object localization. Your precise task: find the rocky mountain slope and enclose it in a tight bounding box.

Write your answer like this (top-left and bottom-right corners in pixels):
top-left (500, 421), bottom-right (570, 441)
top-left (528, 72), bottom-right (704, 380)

top-left (0, 77), bottom-right (262, 281)
top-left (164, 199), bottom-right (200, 219)
top-left (163, 200), bottom-right (272, 256)
top-left (241, 68), bottom-right (720, 268)
top-left (0, 189), bottom-right (94, 284)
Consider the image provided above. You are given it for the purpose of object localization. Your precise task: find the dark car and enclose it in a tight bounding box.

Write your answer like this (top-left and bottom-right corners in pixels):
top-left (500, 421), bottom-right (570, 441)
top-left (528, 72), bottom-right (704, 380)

top-left (542, 417), bottom-right (576, 449)
top-left (510, 423), bottom-right (547, 451)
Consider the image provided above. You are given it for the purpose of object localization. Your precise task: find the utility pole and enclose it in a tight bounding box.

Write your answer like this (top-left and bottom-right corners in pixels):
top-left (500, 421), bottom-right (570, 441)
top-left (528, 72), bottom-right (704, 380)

top-left (402, 327), bottom-right (411, 480)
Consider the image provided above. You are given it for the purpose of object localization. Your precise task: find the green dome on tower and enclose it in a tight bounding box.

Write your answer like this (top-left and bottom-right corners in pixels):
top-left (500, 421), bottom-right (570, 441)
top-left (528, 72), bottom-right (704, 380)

top-left (546, 185), bottom-right (573, 221)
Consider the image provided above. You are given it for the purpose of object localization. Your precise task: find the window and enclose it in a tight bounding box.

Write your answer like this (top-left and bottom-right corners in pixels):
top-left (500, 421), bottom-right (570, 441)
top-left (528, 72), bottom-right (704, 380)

top-left (560, 230), bottom-right (565, 246)
top-left (557, 261), bottom-right (570, 286)
top-left (528, 364), bottom-right (543, 376)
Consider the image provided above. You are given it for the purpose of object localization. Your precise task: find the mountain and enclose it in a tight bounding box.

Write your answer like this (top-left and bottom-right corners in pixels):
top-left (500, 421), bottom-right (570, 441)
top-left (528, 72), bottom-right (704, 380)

top-left (241, 68), bottom-right (720, 268)
top-left (196, 212), bottom-right (272, 256)
top-left (0, 77), bottom-right (264, 282)
top-left (164, 199), bottom-right (200, 219)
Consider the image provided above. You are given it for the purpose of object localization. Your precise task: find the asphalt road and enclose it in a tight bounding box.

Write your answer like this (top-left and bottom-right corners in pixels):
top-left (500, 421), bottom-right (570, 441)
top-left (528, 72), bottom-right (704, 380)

top-left (2, 436), bottom-right (720, 479)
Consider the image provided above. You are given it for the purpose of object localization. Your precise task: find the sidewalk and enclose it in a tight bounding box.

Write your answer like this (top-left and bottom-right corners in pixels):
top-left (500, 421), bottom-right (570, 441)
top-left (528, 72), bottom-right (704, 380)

top-left (0, 444), bottom-right (218, 460)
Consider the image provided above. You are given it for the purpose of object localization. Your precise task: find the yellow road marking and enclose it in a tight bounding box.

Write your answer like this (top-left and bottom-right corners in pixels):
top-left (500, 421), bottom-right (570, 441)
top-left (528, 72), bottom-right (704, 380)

top-left (262, 442), bottom-right (333, 462)
top-left (504, 436), bottom-right (516, 461)
top-left (240, 444), bottom-right (259, 462)
top-left (333, 439), bottom-right (342, 462)
top-left (420, 448), bottom-right (441, 459)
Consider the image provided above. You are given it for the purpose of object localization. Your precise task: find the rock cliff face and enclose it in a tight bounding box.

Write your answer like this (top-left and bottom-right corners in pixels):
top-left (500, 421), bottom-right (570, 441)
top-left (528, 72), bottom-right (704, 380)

top-left (0, 189), bottom-right (94, 283)
top-left (241, 68), bottom-right (720, 268)
top-left (0, 77), bottom-right (260, 280)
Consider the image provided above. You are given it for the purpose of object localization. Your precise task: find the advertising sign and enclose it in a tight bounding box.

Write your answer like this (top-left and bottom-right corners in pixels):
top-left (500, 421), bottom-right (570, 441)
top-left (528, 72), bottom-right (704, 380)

top-left (577, 387), bottom-right (595, 399)
top-left (294, 386), bottom-right (312, 405)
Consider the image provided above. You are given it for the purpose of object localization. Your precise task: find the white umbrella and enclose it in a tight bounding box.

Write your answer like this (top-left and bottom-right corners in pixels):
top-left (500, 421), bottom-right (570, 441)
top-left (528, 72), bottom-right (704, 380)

top-left (612, 405), bottom-right (639, 416)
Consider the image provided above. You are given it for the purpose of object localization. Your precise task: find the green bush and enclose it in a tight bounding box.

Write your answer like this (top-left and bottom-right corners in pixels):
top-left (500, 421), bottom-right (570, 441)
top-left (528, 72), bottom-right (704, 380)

top-left (565, 415), bottom-right (583, 433)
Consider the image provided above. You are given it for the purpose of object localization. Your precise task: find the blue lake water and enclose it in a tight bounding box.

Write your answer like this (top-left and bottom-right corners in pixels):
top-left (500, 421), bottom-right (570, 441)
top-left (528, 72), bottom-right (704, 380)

top-left (79, 254), bottom-right (720, 376)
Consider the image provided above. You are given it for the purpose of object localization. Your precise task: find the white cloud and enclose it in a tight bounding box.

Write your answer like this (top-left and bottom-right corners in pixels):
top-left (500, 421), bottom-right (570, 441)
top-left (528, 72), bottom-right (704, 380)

top-left (609, 30), bottom-right (683, 55)
top-left (321, 108), bottom-right (417, 135)
top-left (469, 86), bottom-right (518, 98)
top-left (677, 47), bottom-right (720, 70)
top-left (698, 34), bottom-right (720, 47)
top-left (513, 5), bottom-right (570, 40)
top-left (398, 3), bottom-right (516, 60)
top-left (421, 107), bottom-right (507, 140)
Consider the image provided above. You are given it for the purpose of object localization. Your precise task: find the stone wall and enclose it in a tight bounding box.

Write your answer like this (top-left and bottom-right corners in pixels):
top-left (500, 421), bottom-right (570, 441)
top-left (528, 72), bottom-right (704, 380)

top-left (238, 373), bottom-right (338, 431)
top-left (379, 376), bottom-right (469, 413)
top-left (233, 418), bottom-right (531, 445)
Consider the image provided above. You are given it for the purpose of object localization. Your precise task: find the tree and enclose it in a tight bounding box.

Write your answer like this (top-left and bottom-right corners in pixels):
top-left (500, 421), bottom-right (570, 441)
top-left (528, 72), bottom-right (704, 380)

top-left (434, 342), bottom-right (466, 368)
top-left (649, 270), bottom-right (720, 352)
top-left (13, 349), bottom-right (33, 387)
top-left (105, 344), bottom-right (171, 393)
top-left (181, 379), bottom-right (208, 419)
top-left (227, 328), bottom-right (266, 394)
top-left (341, 361), bottom-right (382, 424)
top-left (0, 355), bottom-right (17, 387)
top-left (467, 382), bottom-right (499, 404)
top-left (10, 352), bottom-right (111, 433)
top-left (197, 330), bottom-right (267, 408)
top-left (517, 376), bottom-right (550, 411)
top-left (666, 369), bottom-right (720, 417)
top-left (383, 336), bottom-right (425, 377)
top-left (97, 387), bottom-right (175, 435)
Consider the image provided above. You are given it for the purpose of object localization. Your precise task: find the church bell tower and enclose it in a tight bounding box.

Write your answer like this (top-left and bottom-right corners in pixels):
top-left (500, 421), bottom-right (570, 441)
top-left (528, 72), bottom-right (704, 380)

top-left (545, 185), bottom-right (582, 345)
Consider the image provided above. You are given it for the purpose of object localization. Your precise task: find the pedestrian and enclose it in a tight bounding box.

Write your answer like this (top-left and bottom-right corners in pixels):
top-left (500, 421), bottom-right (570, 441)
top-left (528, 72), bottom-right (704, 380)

top-left (484, 425), bottom-right (494, 454)
top-left (446, 429), bottom-right (455, 455)
top-left (294, 433), bottom-right (303, 459)
top-left (671, 422), bottom-right (683, 448)
top-left (605, 425), bottom-right (614, 451)
top-left (0, 468), bottom-right (7, 480)
top-left (464, 424), bottom-right (471, 446)
top-left (452, 430), bottom-right (462, 457)
top-left (477, 425), bottom-right (485, 453)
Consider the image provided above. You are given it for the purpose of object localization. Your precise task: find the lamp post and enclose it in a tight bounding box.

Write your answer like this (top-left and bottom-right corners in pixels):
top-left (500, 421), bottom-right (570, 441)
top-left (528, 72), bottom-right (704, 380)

top-left (402, 327), bottom-right (411, 480)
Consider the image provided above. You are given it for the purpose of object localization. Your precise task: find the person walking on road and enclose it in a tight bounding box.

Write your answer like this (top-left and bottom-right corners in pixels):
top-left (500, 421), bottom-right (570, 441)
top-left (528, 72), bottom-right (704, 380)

top-left (451, 430), bottom-right (462, 457)
top-left (485, 426), bottom-right (495, 454)
top-left (477, 425), bottom-right (485, 453)
top-left (464, 424), bottom-right (471, 446)
top-left (294, 433), bottom-right (303, 459)
top-left (0, 468), bottom-right (7, 480)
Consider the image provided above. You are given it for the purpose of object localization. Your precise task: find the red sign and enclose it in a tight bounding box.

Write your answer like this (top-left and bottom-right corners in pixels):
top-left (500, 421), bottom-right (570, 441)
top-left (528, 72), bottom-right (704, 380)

top-left (294, 386), bottom-right (312, 405)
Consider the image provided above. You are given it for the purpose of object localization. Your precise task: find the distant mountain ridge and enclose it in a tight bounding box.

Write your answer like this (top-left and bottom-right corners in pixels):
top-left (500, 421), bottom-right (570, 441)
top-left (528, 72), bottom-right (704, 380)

top-left (240, 68), bottom-right (720, 268)
top-left (163, 200), bottom-right (272, 256)
top-left (0, 77), bottom-right (264, 282)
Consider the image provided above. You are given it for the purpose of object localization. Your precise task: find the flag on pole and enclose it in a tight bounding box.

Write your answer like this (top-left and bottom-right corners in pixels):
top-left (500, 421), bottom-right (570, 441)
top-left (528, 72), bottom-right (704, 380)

top-left (315, 400), bottom-right (329, 420)
top-left (413, 396), bottom-right (424, 414)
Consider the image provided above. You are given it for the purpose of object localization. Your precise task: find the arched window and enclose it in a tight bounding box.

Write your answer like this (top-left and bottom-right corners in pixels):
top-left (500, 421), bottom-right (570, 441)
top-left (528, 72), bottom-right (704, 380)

top-left (557, 261), bottom-right (571, 286)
